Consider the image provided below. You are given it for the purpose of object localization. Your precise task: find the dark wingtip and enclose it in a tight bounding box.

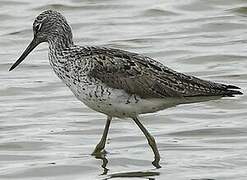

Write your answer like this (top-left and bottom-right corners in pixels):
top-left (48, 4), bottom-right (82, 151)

top-left (224, 90), bottom-right (243, 97)
top-left (232, 90), bottom-right (243, 95)
top-left (224, 85), bottom-right (243, 96)
top-left (226, 85), bottom-right (241, 89)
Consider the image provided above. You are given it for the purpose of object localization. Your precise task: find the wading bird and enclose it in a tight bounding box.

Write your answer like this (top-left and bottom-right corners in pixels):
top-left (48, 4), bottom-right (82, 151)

top-left (9, 10), bottom-right (242, 168)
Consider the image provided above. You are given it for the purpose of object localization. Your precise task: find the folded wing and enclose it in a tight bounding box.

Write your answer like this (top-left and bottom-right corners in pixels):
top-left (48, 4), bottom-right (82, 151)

top-left (82, 47), bottom-right (242, 98)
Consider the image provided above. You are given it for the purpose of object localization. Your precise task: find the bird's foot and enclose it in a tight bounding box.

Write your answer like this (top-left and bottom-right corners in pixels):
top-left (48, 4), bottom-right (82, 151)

top-left (91, 148), bottom-right (107, 157)
top-left (152, 159), bottom-right (161, 169)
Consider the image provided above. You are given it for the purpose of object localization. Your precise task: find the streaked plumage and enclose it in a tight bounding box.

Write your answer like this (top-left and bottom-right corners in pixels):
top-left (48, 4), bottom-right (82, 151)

top-left (72, 46), bottom-right (241, 98)
top-left (9, 10), bottom-right (242, 168)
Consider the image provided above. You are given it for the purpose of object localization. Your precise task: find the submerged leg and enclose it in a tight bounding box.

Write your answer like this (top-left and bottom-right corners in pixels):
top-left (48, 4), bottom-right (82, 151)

top-left (132, 116), bottom-right (161, 168)
top-left (92, 116), bottom-right (112, 155)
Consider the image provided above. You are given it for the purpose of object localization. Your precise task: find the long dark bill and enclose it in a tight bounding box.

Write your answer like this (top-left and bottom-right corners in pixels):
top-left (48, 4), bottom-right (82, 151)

top-left (9, 38), bottom-right (39, 71)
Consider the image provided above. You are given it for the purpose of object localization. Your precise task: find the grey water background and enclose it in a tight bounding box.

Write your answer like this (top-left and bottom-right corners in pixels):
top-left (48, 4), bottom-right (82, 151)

top-left (0, 0), bottom-right (247, 179)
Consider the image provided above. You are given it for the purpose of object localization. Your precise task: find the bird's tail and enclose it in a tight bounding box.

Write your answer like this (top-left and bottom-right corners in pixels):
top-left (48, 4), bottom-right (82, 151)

top-left (223, 84), bottom-right (243, 97)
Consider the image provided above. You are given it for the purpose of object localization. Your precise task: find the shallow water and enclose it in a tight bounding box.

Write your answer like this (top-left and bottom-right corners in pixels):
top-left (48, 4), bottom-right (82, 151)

top-left (0, 0), bottom-right (247, 179)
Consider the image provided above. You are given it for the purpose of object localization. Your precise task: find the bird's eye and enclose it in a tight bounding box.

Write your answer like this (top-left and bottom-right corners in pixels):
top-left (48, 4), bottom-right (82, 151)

top-left (35, 23), bottom-right (42, 32)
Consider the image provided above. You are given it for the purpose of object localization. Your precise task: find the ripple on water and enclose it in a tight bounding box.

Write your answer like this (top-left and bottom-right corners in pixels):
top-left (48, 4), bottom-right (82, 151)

top-left (168, 127), bottom-right (247, 137)
top-left (0, 154), bottom-right (43, 161)
top-left (33, 3), bottom-right (133, 11)
top-left (0, 165), bottom-right (95, 179)
top-left (0, 0), bottom-right (28, 6)
top-left (141, 8), bottom-right (179, 17)
top-left (0, 141), bottom-right (56, 151)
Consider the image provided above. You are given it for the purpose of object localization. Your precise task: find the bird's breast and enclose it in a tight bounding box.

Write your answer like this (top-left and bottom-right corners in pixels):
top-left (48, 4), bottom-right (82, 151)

top-left (63, 75), bottom-right (183, 118)
top-left (47, 53), bottom-right (185, 117)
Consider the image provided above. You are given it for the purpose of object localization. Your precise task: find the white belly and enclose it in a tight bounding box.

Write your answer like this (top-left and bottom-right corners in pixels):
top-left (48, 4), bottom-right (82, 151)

top-left (66, 79), bottom-right (185, 118)
top-left (53, 69), bottom-right (211, 118)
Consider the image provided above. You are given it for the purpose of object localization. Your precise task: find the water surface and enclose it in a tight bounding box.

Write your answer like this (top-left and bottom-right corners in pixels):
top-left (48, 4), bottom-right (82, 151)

top-left (0, 0), bottom-right (247, 179)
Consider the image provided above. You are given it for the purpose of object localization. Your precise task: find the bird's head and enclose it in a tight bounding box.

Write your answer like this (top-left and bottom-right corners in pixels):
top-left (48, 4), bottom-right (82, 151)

top-left (9, 10), bottom-right (73, 71)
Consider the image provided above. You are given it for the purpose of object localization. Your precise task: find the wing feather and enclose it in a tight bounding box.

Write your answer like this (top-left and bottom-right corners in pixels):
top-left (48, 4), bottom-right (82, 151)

top-left (79, 47), bottom-right (242, 98)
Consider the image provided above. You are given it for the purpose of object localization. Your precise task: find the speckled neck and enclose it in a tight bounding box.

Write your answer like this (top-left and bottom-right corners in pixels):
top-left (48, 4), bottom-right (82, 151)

top-left (48, 30), bottom-right (74, 52)
top-left (47, 22), bottom-right (75, 70)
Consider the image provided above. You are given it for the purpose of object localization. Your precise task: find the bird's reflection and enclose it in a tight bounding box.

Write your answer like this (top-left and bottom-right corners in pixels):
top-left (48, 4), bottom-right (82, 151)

top-left (93, 153), bottom-right (109, 175)
top-left (93, 153), bottom-right (160, 179)
top-left (93, 150), bottom-right (161, 176)
top-left (104, 170), bottom-right (160, 180)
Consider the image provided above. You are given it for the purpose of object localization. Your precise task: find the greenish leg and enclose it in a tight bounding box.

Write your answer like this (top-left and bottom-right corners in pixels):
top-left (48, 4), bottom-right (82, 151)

top-left (132, 117), bottom-right (161, 168)
top-left (92, 116), bottom-right (112, 155)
